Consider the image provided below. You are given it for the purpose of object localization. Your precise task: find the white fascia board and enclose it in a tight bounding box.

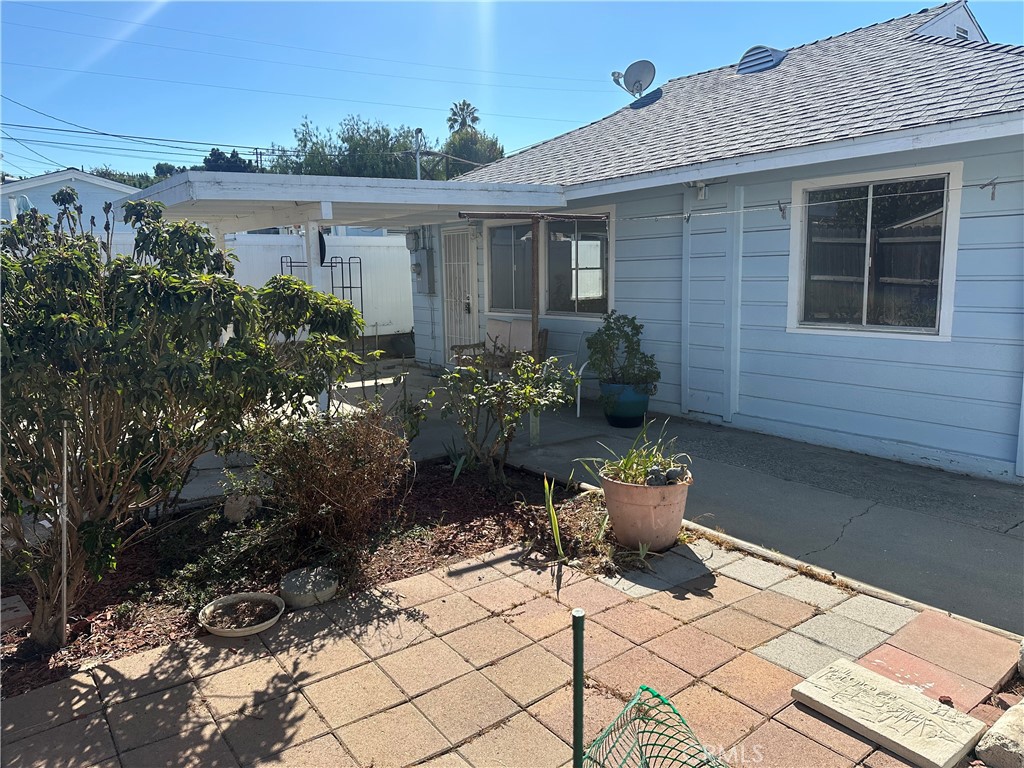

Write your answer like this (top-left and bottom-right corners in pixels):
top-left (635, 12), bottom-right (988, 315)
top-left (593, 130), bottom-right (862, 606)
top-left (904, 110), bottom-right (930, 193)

top-left (122, 174), bottom-right (196, 207)
top-left (563, 112), bottom-right (1022, 201)
top-left (157, 171), bottom-right (566, 208)
top-left (1, 168), bottom-right (137, 196)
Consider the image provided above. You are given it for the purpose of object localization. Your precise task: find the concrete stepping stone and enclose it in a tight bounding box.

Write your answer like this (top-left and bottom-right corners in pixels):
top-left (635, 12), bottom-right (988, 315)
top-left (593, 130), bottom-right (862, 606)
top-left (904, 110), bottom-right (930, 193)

top-left (977, 702), bottom-right (1024, 768)
top-left (1, 594), bottom-right (31, 632)
top-left (279, 567), bottom-right (338, 609)
top-left (793, 659), bottom-right (985, 768)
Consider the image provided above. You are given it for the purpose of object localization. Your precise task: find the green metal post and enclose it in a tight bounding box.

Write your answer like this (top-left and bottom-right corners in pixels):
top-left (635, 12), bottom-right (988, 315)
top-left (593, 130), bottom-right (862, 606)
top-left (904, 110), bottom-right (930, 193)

top-left (572, 607), bottom-right (585, 768)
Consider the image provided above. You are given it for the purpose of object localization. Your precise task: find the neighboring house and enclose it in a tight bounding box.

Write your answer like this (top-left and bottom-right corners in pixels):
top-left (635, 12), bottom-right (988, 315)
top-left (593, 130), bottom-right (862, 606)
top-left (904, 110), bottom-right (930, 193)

top-left (1, 168), bottom-right (137, 235)
top-left (409, 1), bottom-right (1024, 481)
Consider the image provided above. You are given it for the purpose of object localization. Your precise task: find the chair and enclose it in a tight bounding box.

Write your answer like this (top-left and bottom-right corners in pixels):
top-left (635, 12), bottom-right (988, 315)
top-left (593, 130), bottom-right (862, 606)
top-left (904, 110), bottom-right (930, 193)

top-left (450, 317), bottom-right (548, 366)
top-left (567, 331), bottom-right (599, 418)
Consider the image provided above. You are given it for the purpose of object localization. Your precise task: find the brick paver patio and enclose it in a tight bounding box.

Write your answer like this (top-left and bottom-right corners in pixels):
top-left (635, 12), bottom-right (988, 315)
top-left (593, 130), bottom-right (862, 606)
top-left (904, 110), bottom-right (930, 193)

top-left (2, 538), bottom-right (1020, 768)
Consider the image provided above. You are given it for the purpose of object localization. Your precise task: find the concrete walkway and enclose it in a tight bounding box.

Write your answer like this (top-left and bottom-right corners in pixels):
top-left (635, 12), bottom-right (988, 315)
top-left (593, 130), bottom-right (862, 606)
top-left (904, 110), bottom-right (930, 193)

top-left (3, 541), bottom-right (1019, 767)
top-left (486, 401), bottom-right (1024, 635)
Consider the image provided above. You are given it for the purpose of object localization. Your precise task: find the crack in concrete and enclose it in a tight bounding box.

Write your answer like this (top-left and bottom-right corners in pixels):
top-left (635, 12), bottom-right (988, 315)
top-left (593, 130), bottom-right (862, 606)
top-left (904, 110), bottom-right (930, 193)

top-left (1003, 518), bottom-right (1024, 535)
top-left (798, 501), bottom-right (880, 559)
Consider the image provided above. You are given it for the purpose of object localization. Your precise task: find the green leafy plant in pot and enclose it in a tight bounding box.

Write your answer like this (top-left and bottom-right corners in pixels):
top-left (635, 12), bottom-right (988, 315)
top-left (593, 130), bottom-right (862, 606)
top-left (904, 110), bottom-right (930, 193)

top-left (580, 421), bottom-right (693, 553)
top-left (586, 311), bottom-right (661, 428)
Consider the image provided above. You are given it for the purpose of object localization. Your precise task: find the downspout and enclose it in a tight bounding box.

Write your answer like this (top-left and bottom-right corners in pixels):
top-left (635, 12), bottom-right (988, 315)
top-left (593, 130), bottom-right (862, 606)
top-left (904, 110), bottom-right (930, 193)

top-left (726, 185), bottom-right (744, 421)
top-left (1017, 369), bottom-right (1024, 478)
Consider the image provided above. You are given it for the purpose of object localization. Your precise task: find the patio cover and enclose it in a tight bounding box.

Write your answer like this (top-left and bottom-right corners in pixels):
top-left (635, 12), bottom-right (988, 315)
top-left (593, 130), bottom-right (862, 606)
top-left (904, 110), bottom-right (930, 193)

top-left (120, 171), bottom-right (567, 234)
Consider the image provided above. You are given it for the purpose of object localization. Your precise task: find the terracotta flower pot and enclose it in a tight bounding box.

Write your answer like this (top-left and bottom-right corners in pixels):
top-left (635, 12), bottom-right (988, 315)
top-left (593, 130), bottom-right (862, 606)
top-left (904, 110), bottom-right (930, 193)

top-left (600, 474), bottom-right (690, 552)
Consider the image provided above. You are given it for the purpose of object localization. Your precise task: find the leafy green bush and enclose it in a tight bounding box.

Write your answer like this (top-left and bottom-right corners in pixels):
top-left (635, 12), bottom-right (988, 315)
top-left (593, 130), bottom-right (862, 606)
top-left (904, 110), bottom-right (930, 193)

top-left (1, 188), bottom-right (362, 648)
top-left (585, 311), bottom-right (660, 393)
top-left (440, 349), bottom-right (578, 485)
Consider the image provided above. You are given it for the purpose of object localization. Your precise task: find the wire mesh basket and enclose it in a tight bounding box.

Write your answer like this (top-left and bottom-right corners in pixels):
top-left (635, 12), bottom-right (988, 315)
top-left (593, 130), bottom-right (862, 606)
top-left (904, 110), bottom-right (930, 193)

top-left (584, 685), bottom-right (730, 768)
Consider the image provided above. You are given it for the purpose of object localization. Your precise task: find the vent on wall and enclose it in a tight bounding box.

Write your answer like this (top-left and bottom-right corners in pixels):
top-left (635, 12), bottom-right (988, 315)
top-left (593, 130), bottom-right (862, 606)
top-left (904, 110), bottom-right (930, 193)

top-left (955, 26), bottom-right (969, 40)
top-left (737, 46), bottom-right (787, 74)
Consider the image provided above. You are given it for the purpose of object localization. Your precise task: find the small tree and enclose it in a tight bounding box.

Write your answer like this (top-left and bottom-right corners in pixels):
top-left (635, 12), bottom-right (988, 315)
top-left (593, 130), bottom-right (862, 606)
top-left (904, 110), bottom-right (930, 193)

top-left (195, 147), bottom-right (256, 173)
top-left (1, 188), bottom-right (362, 649)
top-left (440, 348), bottom-right (577, 485)
top-left (442, 129), bottom-right (504, 179)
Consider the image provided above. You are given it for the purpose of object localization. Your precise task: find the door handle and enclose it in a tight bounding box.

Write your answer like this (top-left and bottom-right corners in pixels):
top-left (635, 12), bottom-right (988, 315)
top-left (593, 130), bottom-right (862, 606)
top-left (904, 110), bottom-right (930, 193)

top-left (464, 296), bottom-right (472, 314)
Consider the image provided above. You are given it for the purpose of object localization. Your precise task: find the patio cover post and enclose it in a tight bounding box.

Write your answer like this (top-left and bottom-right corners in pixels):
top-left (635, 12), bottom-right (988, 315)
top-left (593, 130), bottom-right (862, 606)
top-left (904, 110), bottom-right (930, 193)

top-left (530, 217), bottom-right (541, 446)
top-left (304, 219), bottom-right (328, 412)
top-left (531, 217), bottom-right (540, 359)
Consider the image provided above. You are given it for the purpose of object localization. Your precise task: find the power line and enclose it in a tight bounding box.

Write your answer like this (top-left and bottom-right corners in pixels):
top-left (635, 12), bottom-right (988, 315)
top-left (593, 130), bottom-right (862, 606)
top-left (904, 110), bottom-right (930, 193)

top-left (0, 130), bottom-right (61, 168)
top-left (3, 121), bottom-right (224, 154)
top-left (1, 134), bottom-right (498, 170)
top-left (1, 156), bottom-right (36, 176)
top-left (11, 1), bottom-right (606, 85)
top-left (3, 136), bottom-right (210, 161)
top-left (5, 21), bottom-right (609, 95)
top-left (2, 118), bottom-right (278, 154)
top-left (2, 62), bottom-right (583, 125)
top-left (1, 148), bottom-right (60, 167)
top-left (0, 95), bottom-right (185, 152)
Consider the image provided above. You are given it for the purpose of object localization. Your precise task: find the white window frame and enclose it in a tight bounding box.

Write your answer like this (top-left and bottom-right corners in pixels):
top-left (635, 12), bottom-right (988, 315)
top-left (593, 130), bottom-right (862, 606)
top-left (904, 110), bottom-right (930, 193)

top-left (483, 205), bottom-right (615, 321)
top-left (786, 162), bottom-right (962, 341)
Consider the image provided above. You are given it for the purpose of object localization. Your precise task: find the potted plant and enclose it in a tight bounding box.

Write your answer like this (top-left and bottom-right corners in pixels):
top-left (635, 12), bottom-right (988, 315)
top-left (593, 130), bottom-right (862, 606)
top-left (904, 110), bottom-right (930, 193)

top-left (581, 421), bottom-right (693, 553)
top-left (586, 311), bottom-right (660, 428)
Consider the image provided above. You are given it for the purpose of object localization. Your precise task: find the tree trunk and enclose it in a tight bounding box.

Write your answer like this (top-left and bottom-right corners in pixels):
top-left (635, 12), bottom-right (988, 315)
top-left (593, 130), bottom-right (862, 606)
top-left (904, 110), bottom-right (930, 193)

top-left (28, 551), bottom-right (86, 650)
top-left (28, 577), bottom-right (64, 651)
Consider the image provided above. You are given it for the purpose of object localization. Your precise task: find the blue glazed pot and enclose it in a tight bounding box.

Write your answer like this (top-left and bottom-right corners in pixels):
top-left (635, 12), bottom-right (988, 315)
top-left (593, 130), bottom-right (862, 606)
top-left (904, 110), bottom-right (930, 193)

top-left (599, 382), bottom-right (650, 428)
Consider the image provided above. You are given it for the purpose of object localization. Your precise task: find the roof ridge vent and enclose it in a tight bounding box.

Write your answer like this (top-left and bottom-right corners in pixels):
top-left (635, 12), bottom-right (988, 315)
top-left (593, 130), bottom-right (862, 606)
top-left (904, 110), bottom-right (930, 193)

top-left (737, 45), bottom-right (787, 74)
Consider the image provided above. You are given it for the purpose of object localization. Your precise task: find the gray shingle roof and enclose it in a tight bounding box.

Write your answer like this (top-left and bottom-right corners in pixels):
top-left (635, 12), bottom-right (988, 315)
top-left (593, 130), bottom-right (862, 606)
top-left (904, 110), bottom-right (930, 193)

top-left (461, 3), bottom-right (1024, 188)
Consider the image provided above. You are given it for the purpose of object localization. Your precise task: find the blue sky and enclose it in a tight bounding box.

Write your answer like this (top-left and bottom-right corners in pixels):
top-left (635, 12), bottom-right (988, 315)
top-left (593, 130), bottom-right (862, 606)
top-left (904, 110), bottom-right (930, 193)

top-left (2, 1), bottom-right (1021, 178)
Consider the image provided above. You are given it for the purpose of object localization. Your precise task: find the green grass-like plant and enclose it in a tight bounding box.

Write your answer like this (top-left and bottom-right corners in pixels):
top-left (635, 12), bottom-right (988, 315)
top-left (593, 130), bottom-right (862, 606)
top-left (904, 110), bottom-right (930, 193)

top-left (579, 420), bottom-right (693, 487)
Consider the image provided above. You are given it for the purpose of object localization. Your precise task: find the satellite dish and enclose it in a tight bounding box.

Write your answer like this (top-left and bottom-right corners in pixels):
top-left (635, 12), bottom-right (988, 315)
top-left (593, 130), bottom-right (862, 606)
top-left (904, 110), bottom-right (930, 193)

top-left (620, 60), bottom-right (656, 98)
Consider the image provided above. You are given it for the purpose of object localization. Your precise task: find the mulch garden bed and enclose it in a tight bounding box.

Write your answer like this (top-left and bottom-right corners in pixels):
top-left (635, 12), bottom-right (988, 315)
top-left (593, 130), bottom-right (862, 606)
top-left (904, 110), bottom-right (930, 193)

top-left (1, 461), bottom-right (567, 698)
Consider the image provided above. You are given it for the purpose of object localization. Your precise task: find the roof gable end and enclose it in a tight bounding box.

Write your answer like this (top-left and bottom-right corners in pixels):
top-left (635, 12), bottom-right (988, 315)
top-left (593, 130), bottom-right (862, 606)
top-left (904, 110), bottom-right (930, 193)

top-left (0, 169), bottom-right (139, 197)
top-left (913, 0), bottom-right (988, 42)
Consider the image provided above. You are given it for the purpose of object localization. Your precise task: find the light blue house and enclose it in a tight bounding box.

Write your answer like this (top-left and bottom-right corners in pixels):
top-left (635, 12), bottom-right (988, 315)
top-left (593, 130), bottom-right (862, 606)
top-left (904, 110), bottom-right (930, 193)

top-left (0, 168), bottom-right (137, 234)
top-left (410, 1), bottom-right (1024, 482)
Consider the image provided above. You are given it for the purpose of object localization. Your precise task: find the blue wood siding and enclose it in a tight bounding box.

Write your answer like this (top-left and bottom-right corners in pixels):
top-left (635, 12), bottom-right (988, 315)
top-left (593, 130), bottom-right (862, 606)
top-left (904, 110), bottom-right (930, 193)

top-left (2, 178), bottom-right (135, 234)
top-left (411, 136), bottom-right (1023, 480)
top-left (731, 138), bottom-right (1023, 480)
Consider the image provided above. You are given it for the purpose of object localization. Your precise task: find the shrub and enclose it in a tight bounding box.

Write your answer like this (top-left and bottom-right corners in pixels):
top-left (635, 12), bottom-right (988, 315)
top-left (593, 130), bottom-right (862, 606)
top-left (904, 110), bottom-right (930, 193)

top-left (1, 188), bottom-right (362, 649)
top-left (440, 349), bottom-right (578, 485)
top-left (242, 408), bottom-right (411, 547)
top-left (585, 311), bottom-right (660, 393)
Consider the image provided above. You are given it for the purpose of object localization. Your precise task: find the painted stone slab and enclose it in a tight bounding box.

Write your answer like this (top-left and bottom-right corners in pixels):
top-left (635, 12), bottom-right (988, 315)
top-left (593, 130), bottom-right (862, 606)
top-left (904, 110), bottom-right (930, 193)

top-left (792, 659), bottom-right (985, 768)
top-left (1, 594), bottom-right (31, 631)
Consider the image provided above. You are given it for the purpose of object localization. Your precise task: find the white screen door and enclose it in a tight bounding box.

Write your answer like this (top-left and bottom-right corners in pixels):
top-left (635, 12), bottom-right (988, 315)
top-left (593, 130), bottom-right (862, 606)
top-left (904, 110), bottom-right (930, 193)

top-left (442, 229), bottom-right (479, 355)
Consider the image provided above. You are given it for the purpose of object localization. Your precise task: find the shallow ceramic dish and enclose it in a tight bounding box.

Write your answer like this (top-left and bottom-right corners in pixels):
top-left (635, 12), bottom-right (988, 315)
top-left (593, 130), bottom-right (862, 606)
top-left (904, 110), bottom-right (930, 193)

top-left (199, 592), bottom-right (285, 638)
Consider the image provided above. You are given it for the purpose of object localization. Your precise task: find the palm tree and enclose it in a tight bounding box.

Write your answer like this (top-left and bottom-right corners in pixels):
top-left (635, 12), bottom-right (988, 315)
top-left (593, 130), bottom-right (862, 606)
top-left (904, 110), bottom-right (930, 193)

top-left (447, 100), bottom-right (480, 133)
